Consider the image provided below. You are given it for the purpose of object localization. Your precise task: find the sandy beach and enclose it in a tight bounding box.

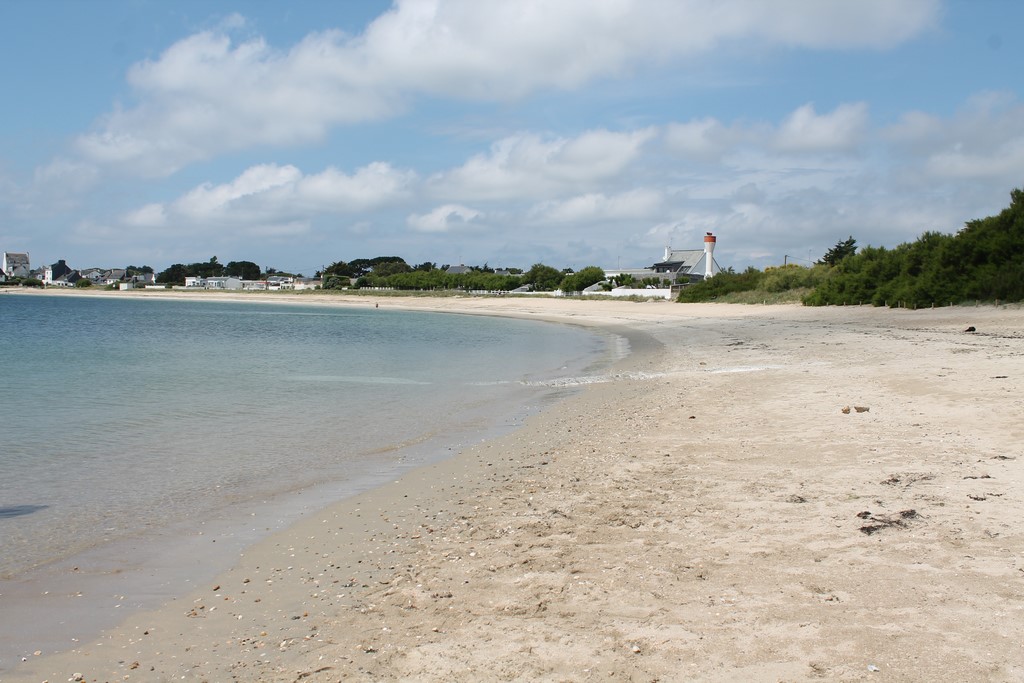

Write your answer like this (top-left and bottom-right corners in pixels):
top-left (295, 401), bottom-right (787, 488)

top-left (6, 292), bottom-right (1023, 682)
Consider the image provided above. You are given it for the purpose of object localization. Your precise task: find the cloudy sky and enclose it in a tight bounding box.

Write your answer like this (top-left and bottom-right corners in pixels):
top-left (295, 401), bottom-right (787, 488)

top-left (2, 0), bottom-right (1022, 275)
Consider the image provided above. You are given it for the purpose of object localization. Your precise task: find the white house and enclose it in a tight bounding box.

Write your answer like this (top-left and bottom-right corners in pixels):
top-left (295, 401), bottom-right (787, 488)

top-left (650, 246), bottom-right (721, 283)
top-left (42, 260), bottom-right (76, 285)
top-left (206, 277), bottom-right (242, 289)
top-left (293, 277), bottom-right (322, 290)
top-left (264, 275), bottom-right (292, 290)
top-left (80, 268), bottom-right (105, 283)
top-left (2, 252), bottom-right (31, 279)
top-left (185, 276), bottom-right (242, 289)
top-left (604, 235), bottom-right (722, 286)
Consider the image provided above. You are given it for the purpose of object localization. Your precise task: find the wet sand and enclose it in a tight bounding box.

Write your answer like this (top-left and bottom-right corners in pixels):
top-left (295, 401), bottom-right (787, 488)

top-left (7, 293), bottom-right (1024, 682)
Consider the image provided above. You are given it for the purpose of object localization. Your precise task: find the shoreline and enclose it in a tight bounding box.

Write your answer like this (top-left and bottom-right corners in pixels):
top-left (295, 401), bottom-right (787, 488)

top-left (0, 291), bottom-right (620, 674)
top-left (7, 295), bottom-right (1024, 682)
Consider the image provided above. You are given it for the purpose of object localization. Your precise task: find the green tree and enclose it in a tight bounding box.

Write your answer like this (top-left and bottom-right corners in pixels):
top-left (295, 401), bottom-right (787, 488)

top-left (225, 260), bottom-right (261, 280)
top-left (373, 260), bottom-right (413, 277)
top-left (560, 266), bottom-right (606, 292)
top-left (194, 256), bottom-right (224, 278)
top-left (322, 261), bottom-right (354, 278)
top-left (818, 236), bottom-right (858, 266)
top-left (156, 263), bottom-right (188, 284)
top-left (522, 263), bottom-right (563, 291)
top-left (677, 267), bottom-right (764, 302)
top-left (347, 256), bottom-right (407, 276)
top-left (74, 279), bottom-right (93, 288)
top-left (322, 275), bottom-right (349, 290)
top-left (805, 188), bottom-right (1024, 306)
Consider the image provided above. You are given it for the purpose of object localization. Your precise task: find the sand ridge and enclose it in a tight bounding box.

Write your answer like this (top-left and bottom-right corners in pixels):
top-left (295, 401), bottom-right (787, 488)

top-left (7, 294), bottom-right (1024, 682)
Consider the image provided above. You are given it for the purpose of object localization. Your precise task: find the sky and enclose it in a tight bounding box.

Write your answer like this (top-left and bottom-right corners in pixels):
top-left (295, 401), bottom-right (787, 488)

top-left (2, 0), bottom-right (1023, 276)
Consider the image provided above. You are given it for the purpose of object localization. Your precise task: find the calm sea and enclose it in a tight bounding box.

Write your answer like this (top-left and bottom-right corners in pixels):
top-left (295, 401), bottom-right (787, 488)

top-left (0, 293), bottom-right (612, 667)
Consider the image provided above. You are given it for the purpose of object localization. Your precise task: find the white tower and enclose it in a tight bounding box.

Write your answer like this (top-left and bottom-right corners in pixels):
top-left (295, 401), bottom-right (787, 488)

top-left (703, 233), bottom-right (716, 278)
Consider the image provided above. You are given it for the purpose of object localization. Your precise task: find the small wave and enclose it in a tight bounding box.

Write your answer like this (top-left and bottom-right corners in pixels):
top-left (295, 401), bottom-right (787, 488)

top-left (288, 375), bottom-right (431, 385)
top-left (521, 371), bottom-right (667, 387)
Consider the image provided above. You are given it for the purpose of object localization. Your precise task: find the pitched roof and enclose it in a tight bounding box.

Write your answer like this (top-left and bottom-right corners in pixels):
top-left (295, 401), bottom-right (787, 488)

top-left (652, 249), bottom-right (706, 273)
top-left (3, 252), bottom-right (30, 267)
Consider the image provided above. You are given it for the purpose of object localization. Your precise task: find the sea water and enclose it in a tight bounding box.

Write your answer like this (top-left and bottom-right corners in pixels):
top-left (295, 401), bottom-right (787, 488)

top-left (0, 293), bottom-right (612, 666)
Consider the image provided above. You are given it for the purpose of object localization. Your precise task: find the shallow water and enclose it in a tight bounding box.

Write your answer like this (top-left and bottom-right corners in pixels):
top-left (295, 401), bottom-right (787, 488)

top-left (0, 294), bottom-right (615, 669)
top-left (0, 294), bottom-right (607, 577)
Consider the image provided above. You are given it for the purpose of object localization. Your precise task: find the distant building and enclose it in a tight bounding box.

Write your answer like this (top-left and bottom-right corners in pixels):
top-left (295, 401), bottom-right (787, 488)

top-left (51, 271), bottom-right (83, 287)
top-left (651, 245), bottom-right (721, 284)
top-left (2, 252), bottom-right (31, 279)
top-left (293, 277), bottom-right (322, 290)
top-left (130, 272), bottom-right (156, 286)
top-left (80, 268), bottom-right (105, 283)
top-left (43, 259), bottom-right (74, 285)
top-left (102, 269), bottom-right (127, 285)
top-left (604, 235), bottom-right (722, 285)
top-left (265, 275), bottom-right (293, 290)
top-left (185, 276), bottom-right (242, 290)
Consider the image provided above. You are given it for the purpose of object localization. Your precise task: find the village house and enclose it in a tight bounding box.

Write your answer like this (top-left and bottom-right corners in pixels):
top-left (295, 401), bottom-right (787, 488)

top-left (182, 274), bottom-right (321, 291)
top-left (2, 252), bottom-right (31, 279)
top-left (80, 268), bottom-right (105, 283)
top-left (650, 246), bottom-right (721, 283)
top-left (184, 276), bottom-right (243, 289)
top-left (293, 277), bottom-right (322, 290)
top-left (42, 259), bottom-right (75, 285)
top-left (589, 234), bottom-right (722, 299)
top-left (604, 235), bottom-right (722, 286)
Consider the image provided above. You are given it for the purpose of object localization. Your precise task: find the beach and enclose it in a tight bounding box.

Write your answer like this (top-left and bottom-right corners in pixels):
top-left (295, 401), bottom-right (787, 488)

top-left (7, 293), bottom-right (1024, 682)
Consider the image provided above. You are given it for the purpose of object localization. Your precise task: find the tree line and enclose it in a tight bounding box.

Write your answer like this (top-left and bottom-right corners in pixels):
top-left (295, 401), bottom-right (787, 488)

top-left (680, 188), bottom-right (1024, 307)
top-left (152, 254), bottom-right (610, 293)
top-left (156, 257), bottom-right (295, 284)
top-left (804, 189), bottom-right (1024, 306)
top-left (321, 259), bottom-right (607, 293)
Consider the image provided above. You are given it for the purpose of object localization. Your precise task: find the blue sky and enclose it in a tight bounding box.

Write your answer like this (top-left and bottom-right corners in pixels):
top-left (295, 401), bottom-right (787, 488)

top-left (2, 0), bottom-right (1023, 276)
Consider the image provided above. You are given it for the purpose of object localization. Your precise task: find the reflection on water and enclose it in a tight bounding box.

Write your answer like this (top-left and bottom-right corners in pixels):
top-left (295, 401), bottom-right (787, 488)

top-left (0, 504), bottom-right (49, 519)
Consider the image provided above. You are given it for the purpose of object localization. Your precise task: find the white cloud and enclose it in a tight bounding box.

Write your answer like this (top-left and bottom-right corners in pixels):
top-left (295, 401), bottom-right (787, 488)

top-left (33, 158), bottom-right (100, 192)
top-left (530, 189), bottom-right (663, 224)
top-left (122, 203), bottom-right (168, 228)
top-left (663, 102), bottom-right (870, 168)
top-left (925, 139), bottom-right (1024, 179)
top-left (74, 0), bottom-right (939, 175)
top-left (407, 204), bottom-right (483, 233)
top-left (664, 118), bottom-right (737, 161)
top-left (175, 164), bottom-right (302, 219)
top-left (296, 163), bottom-right (417, 211)
top-left (430, 128), bottom-right (656, 201)
top-left (75, 31), bottom-right (401, 175)
top-left (116, 162), bottom-right (415, 240)
top-left (884, 92), bottom-right (1024, 182)
top-left (0, 159), bottom-right (101, 219)
top-left (773, 102), bottom-right (869, 152)
top-left (364, 0), bottom-right (939, 98)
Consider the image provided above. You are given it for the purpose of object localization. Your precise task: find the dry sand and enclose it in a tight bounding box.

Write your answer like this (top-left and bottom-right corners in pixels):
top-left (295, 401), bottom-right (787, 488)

top-left (6, 293), bottom-right (1024, 682)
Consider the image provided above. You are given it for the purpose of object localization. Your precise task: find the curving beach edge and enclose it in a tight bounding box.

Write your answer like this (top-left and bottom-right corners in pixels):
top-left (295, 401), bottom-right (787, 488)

top-left (9, 293), bottom-right (1024, 682)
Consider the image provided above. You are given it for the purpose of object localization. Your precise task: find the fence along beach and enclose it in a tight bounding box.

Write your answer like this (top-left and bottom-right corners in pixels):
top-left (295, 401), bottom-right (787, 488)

top-left (8, 291), bottom-right (1024, 682)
